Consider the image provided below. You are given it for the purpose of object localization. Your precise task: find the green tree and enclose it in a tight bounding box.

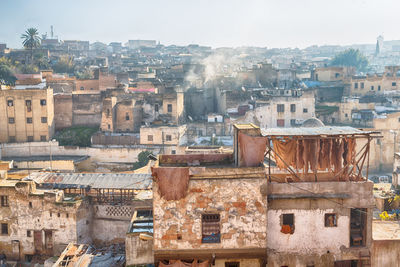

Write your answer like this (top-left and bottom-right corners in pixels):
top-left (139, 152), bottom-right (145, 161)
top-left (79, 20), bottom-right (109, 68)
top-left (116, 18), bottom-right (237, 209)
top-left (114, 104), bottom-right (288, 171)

top-left (0, 57), bottom-right (17, 85)
top-left (75, 68), bottom-right (94, 79)
top-left (34, 53), bottom-right (50, 70)
top-left (330, 48), bottom-right (368, 72)
top-left (21, 28), bottom-right (41, 62)
top-left (52, 55), bottom-right (75, 73)
top-left (132, 151), bottom-right (152, 170)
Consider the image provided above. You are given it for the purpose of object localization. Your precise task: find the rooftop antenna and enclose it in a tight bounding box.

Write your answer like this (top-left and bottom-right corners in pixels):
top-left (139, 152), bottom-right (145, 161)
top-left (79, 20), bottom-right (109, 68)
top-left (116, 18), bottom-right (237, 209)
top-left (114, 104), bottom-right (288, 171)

top-left (51, 25), bottom-right (54, 38)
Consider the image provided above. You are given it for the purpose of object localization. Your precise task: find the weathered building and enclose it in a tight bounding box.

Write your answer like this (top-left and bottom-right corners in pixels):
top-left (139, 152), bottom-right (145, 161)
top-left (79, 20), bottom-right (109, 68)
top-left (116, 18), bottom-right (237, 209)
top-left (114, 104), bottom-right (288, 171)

top-left (150, 123), bottom-right (378, 266)
top-left (0, 87), bottom-right (54, 143)
top-left (75, 67), bottom-right (116, 92)
top-left (0, 172), bottom-right (152, 262)
top-left (312, 66), bottom-right (354, 82)
top-left (125, 208), bottom-right (154, 266)
top-left (152, 151), bottom-right (267, 266)
top-left (140, 125), bottom-right (186, 147)
top-left (0, 179), bottom-right (90, 260)
top-left (346, 66), bottom-right (400, 96)
top-left (72, 91), bottom-right (103, 127)
top-left (233, 89), bottom-right (315, 128)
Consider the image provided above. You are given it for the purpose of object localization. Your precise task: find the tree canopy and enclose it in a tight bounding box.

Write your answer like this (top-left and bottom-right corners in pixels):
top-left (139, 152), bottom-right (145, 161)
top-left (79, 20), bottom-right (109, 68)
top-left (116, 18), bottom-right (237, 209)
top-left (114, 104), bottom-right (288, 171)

top-left (132, 151), bottom-right (152, 170)
top-left (330, 48), bottom-right (368, 72)
top-left (0, 57), bottom-right (17, 85)
top-left (21, 28), bottom-right (41, 51)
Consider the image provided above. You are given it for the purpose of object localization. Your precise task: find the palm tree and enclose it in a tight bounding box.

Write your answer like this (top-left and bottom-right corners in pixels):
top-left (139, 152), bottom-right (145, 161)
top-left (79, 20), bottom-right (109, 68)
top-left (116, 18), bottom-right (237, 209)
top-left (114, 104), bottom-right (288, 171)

top-left (21, 28), bottom-right (41, 63)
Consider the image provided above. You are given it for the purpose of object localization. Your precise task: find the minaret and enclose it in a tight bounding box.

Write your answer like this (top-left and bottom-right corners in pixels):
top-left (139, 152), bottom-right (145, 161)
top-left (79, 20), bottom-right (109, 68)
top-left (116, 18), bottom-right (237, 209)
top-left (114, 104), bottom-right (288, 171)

top-left (375, 40), bottom-right (380, 56)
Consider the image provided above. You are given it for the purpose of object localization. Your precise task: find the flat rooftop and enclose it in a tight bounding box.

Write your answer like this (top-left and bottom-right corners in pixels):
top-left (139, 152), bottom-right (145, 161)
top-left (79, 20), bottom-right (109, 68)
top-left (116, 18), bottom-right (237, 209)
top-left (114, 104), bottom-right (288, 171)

top-left (25, 172), bottom-right (152, 190)
top-left (3, 155), bottom-right (89, 163)
top-left (373, 221), bottom-right (400, 240)
top-left (261, 126), bottom-right (378, 137)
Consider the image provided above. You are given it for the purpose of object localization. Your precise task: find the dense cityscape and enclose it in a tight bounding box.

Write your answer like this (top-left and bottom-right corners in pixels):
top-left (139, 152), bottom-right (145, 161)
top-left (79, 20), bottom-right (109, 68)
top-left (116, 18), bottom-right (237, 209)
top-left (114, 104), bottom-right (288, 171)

top-left (2, 1), bottom-right (400, 266)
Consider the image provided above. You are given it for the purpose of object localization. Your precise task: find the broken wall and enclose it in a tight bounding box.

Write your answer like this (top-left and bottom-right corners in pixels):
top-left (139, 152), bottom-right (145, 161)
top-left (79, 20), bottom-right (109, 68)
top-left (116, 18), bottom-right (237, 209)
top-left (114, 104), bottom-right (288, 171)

top-left (153, 176), bottom-right (267, 251)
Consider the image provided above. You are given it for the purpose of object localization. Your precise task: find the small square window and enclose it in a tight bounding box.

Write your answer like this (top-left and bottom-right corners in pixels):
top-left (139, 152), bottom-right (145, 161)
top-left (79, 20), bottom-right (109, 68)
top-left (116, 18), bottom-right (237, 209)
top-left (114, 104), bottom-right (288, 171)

top-left (41, 117), bottom-right (47, 123)
top-left (281, 213), bottom-right (294, 234)
top-left (202, 214), bottom-right (220, 243)
top-left (40, 135), bottom-right (47, 141)
top-left (1, 223), bottom-right (8, 235)
top-left (27, 117), bottom-right (32, 124)
top-left (392, 82), bottom-right (397, 86)
top-left (27, 230), bottom-right (32, 237)
top-left (7, 100), bottom-right (13, 106)
top-left (57, 213), bottom-right (60, 217)
top-left (290, 119), bottom-right (296, 126)
top-left (9, 136), bottom-right (15, 142)
top-left (303, 108), bottom-right (308, 113)
top-left (8, 117), bottom-right (15, 124)
top-left (167, 104), bottom-right (173, 113)
top-left (147, 135), bottom-right (153, 141)
top-left (80, 86), bottom-right (84, 90)
top-left (40, 99), bottom-right (46, 106)
top-left (166, 135), bottom-right (172, 141)
top-left (171, 150), bottom-right (176, 155)
top-left (277, 119), bottom-right (285, 127)
top-left (0, 196), bottom-right (9, 207)
top-left (27, 136), bottom-right (33, 142)
top-left (325, 213), bottom-right (337, 227)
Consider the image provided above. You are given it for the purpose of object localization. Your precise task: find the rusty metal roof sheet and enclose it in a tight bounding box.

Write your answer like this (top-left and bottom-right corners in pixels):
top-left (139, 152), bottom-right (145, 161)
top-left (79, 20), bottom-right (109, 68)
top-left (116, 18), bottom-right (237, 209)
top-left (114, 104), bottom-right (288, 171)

top-left (261, 126), bottom-right (377, 137)
top-left (25, 172), bottom-right (152, 190)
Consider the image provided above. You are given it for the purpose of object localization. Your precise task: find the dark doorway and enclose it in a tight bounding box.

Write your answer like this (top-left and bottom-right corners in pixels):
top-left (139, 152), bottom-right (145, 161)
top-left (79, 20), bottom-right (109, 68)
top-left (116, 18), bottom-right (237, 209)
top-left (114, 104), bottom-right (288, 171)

top-left (350, 208), bottom-right (366, 247)
top-left (334, 260), bottom-right (359, 267)
top-left (44, 230), bottom-right (53, 255)
top-left (33, 230), bottom-right (42, 253)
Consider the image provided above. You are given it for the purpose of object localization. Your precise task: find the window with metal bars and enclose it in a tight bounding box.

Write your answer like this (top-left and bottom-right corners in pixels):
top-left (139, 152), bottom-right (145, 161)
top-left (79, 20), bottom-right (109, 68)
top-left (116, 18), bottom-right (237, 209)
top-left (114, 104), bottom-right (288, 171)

top-left (202, 214), bottom-right (220, 243)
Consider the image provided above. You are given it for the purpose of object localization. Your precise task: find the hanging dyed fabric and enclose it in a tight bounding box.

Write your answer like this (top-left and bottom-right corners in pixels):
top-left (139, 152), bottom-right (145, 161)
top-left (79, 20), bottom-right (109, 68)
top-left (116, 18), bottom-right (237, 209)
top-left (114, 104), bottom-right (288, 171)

top-left (296, 139), bottom-right (304, 171)
top-left (272, 138), bottom-right (297, 169)
top-left (238, 132), bottom-right (268, 167)
top-left (152, 167), bottom-right (190, 201)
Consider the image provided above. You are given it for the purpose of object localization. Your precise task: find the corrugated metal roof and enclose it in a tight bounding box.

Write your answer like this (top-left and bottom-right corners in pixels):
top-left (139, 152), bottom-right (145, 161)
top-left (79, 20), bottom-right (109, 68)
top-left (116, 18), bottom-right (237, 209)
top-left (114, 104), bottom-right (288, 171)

top-left (25, 172), bottom-right (152, 190)
top-left (261, 126), bottom-right (377, 136)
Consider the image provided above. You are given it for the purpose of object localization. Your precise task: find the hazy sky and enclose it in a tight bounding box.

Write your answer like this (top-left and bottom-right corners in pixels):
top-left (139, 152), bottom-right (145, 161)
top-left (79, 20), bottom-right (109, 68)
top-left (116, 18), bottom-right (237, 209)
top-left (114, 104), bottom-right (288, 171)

top-left (0, 0), bottom-right (398, 49)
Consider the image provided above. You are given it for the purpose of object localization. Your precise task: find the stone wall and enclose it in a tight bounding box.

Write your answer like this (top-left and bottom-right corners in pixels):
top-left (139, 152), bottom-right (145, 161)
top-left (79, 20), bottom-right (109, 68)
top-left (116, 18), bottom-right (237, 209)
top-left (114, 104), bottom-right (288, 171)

top-left (72, 92), bottom-right (102, 127)
top-left (267, 181), bottom-right (374, 266)
top-left (0, 183), bottom-right (87, 260)
top-left (0, 141), bottom-right (179, 167)
top-left (126, 234), bottom-right (153, 266)
top-left (54, 94), bottom-right (73, 130)
top-left (153, 177), bottom-right (267, 251)
top-left (371, 240), bottom-right (400, 267)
